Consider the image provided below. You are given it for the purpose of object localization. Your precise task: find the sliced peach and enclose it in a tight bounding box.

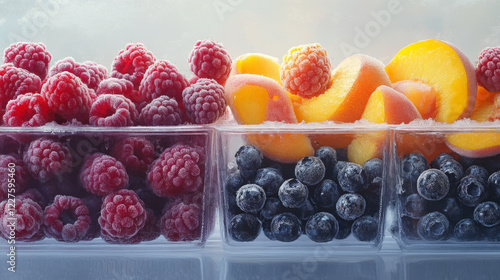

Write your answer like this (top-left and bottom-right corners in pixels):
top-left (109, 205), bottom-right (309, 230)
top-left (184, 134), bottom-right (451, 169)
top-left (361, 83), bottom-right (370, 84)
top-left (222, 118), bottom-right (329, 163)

top-left (224, 74), bottom-right (314, 163)
top-left (296, 54), bottom-right (391, 123)
top-left (446, 132), bottom-right (500, 158)
top-left (397, 133), bottom-right (453, 163)
top-left (392, 80), bottom-right (437, 120)
top-left (385, 39), bottom-right (477, 123)
top-left (472, 86), bottom-right (496, 122)
top-left (230, 53), bottom-right (281, 84)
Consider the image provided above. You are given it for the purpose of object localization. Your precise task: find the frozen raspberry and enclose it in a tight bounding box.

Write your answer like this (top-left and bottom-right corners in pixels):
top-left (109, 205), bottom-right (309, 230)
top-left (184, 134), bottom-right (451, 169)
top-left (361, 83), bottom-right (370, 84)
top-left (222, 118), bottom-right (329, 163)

top-left (111, 43), bottom-right (156, 90)
top-left (110, 137), bottom-right (155, 177)
top-left (89, 94), bottom-right (138, 126)
top-left (136, 208), bottom-right (160, 242)
top-left (188, 75), bottom-right (200, 85)
top-left (41, 72), bottom-right (93, 123)
top-left (43, 195), bottom-right (91, 242)
top-left (101, 227), bottom-right (141, 244)
top-left (161, 199), bottom-right (201, 241)
top-left (17, 188), bottom-right (46, 208)
top-left (82, 61), bottom-right (108, 91)
top-left (0, 198), bottom-right (43, 241)
top-left (477, 47), bottom-right (500, 93)
top-left (182, 78), bottom-right (226, 124)
top-left (280, 43), bottom-right (332, 98)
top-left (0, 136), bottom-right (21, 155)
top-left (3, 42), bottom-right (52, 80)
top-left (138, 60), bottom-right (188, 104)
top-left (23, 137), bottom-right (72, 183)
top-left (80, 153), bottom-right (129, 196)
top-left (49, 57), bottom-right (92, 86)
top-left (147, 143), bottom-right (204, 198)
top-left (188, 40), bottom-right (232, 85)
top-left (3, 93), bottom-right (54, 126)
top-left (96, 78), bottom-right (142, 104)
top-left (99, 189), bottom-right (147, 239)
top-left (0, 154), bottom-right (29, 196)
top-left (139, 95), bottom-right (184, 126)
top-left (0, 63), bottom-right (42, 111)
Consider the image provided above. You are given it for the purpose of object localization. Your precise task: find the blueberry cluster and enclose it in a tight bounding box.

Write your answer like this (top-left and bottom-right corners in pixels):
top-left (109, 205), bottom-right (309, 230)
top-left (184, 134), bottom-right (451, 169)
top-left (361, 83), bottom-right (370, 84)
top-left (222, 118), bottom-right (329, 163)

top-left (226, 145), bottom-right (381, 243)
top-left (399, 152), bottom-right (500, 241)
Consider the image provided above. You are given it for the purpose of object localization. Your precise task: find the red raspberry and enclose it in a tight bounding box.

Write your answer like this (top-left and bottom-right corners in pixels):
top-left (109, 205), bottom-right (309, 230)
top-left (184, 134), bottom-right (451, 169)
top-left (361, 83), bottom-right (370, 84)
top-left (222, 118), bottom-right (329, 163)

top-left (41, 72), bottom-right (93, 123)
top-left (3, 42), bottom-right (52, 80)
top-left (111, 43), bottom-right (156, 90)
top-left (89, 94), bottom-right (138, 126)
top-left (136, 208), bottom-right (160, 242)
top-left (96, 78), bottom-right (142, 104)
top-left (0, 154), bottom-right (29, 196)
top-left (161, 199), bottom-right (201, 241)
top-left (0, 136), bottom-right (21, 155)
top-left (49, 57), bottom-right (92, 86)
top-left (280, 43), bottom-right (332, 98)
top-left (23, 137), bottom-right (72, 183)
top-left (80, 153), bottom-right (129, 196)
top-left (188, 75), bottom-right (199, 85)
top-left (110, 137), bottom-right (155, 177)
top-left (0, 198), bottom-right (43, 241)
top-left (138, 60), bottom-right (188, 104)
top-left (82, 61), bottom-right (109, 91)
top-left (99, 189), bottom-right (147, 239)
top-left (43, 195), bottom-right (91, 242)
top-left (101, 227), bottom-right (141, 244)
top-left (17, 188), bottom-right (46, 207)
top-left (147, 143), bottom-right (204, 198)
top-left (188, 40), bottom-right (232, 85)
top-left (182, 78), bottom-right (226, 124)
top-left (3, 93), bottom-right (54, 126)
top-left (139, 95), bottom-right (184, 126)
top-left (0, 63), bottom-right (42, 111)
top-left (477, 47), bottom-right (500, 93)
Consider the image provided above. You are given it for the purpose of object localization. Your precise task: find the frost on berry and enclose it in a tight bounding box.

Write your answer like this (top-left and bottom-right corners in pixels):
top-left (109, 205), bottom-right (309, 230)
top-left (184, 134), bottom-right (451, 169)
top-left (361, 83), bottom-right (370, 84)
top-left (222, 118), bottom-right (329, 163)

top-left (0, 198), bottom-right (43, 241)
top-left (80, 153), bottom-right (129, 196)
top-left (43, 195), bottom-right (91, 242)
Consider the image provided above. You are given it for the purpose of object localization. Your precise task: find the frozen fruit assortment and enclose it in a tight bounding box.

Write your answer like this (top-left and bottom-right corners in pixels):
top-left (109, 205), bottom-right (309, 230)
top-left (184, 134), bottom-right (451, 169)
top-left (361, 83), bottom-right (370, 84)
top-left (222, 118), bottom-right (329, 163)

top-left (225, 144), bottom-right (381, 243)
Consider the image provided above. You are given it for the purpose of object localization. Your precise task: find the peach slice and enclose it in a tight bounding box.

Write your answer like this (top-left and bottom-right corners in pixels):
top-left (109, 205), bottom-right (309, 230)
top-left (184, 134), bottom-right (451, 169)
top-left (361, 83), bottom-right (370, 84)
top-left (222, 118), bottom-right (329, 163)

top-left (230, 53), bottom-right (281, 84)
top-left (296, 54), bottom-right (391, 123)
top-left (472, 86), bottom-right (496, 122)
top-left (224, 74), bottom-right (314, 163)
top-left (385, 39), bottom-right (477, 123)
top-left (392, 80), bottom-right (437, 120)
top-left (446, 132), bottom-right (500, 158)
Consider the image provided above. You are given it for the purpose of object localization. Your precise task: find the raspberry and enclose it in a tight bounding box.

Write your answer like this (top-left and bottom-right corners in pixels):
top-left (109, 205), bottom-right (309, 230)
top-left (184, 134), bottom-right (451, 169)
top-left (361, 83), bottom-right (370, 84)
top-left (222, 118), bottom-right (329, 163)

top-left (0, 198), bottom-right (43, 241)
top-left (41, 72), bottom-right (93, 123)
top-left (139, 95), bottom-right (184, 126)
top-left (188, 40), bottom-right (232, 85)
top-left (49, 57), bottom-right (92, 87)
top-left (161, 199), bottom-right (202, 241)
top-left (18, 188), bottom-right (46, 207)
top-left (80, 153), bottom-right (129, 196)
top-left (0, 63), bottom-right (42, 111)
top-left (3, 93), bottom-right (54, 126)
top-left (96, 78), bottom-right (142, 104)
top-left (82, 61), bottom-right (109, 91)
top-left (111, 43), bottom-right (156, 90)
top-left (138, 60), bottom-right (188, 104)
top-left (99, 189), bottom-right (147, 239)
top-left (23, 137), bottom-right (72, 183)
top-left (0, 136), bottom-right (21, 155)
top-left (3, 42), bottom-right (52, 80)
top-left (136, 208), bottom-right (160, 242)
top-left (89, 94), bottom-right (138, 126)
top-left (147, 143), bottom-right (204, 197)
top-left (101, 227), bottom-right (141, 244)
top-left (182, 78), bottom-right (226, 124)
top-left (110, 137), bottom-right (155, 176)
top-left (43, 195), bottom-right (91, 242)
top-left (280, 43), bottom-right (332, 98)
top-left (476, 47), bottom-right (500, 93)
top-left (188, 75), bottom-right (199, 85)
top-left (0, 154), bottom-right (29, 196)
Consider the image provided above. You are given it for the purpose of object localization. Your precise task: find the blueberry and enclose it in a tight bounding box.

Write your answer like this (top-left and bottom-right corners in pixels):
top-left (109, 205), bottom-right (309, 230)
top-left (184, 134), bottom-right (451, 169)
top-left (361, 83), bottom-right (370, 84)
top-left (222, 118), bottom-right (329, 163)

top-left (454, 218), bottom-right (481, 241)
top-left (261, 219), bottom-right (276, 240)
top-left (474, 201), bottom-right (500, 227)
top-left (457, 176), bottom-right (489, 207)
top-left (332, 161), bottom-right (348, 182)
top-left (336, 148), bottom-right (348, 162)
top-left (485, 224), bottom-right (500, 241)
top-left (253, 168), bottom-right (284, 196)
top-left (335, 217), bottom-right (353, 240)
top-left (313, 179), bottom-right (340, 209)
top-left (352, 216), bottom-right (378, 242)
top-left (417, 169), bottom-right (449, 201)
top-left (336, 193), bottom-right (366, 221)
top-left (431, 153), bottom-right (454, 169)
top-left (295, 156), bottom-right (325, 186)
top-left (225, 172), bottom-right (245, 194)
top-left (400, 216), bottom-right (420, 240)
top-left (337, 162), bottom-right (367, 193)
top-left (465, 165), bottom-right (489, 184)
top-left (403, 193), bottom-right (428, 219)
top-left (402, 153), bottom-right (429, 192)
top-left (305, 212), bottom-right (339, 243)
top-left (227, 193), bottom-right (242, 216)
top-left (259, 197), bottom-right (285, 220)
top-left (417, 211), bottom-right (450, 241)
top-left (278, 179), bottom-right (309, 208)
top-left (229, 213), bottom-right (261, 242)
top-left (315, 146), bottom-right (337, 177)
top-left (362, 158), bottom-right (383, 184)
top-left (488, 171), bottom-right (500, 199)
top-left (270, 212), bottom-right (302, 242)
top-left (292, 199), bottom-right (316, 221)
top-left (436, 197), bottom-right (464, 224)
top-left (236, 184), bottom-right (266, 213)
top-left (361, 177), bottom-right (382, 216)
top-left (235, 145), bottom-right (263, 180)
top-left (438, 159), bottom-right (464, 189)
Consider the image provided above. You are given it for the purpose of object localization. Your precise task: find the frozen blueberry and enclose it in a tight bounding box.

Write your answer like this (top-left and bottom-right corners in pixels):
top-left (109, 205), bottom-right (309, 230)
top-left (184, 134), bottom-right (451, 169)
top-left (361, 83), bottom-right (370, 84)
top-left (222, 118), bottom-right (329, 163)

top-left (362, 158), bottom-right (383, 184)
top-left (315, 146), bottom-right (337, 177)
top-left (225, 172), bottom-right (245, 194)
top-left (295, 156), bottom-right (325, 186)
top-left (488, 171), bottom-right (500, 199)
top-left (331, 161), bottom-right (348, 182)
top-left (229, 213), bottom-right (261, 242)
top-left (336, 193), bottom-right (366, 221)
top-left (402, 153), bottom-right (429, 192)
top-left (474, 201), bottom-right (500, 227)
top-left (335, 217), bottom-right (352, 240)
top-left (431, 153), bottom-right (454, 169)
top-left (400, 216), bottom-right (420, 240)
top-left (465, 165), bottom-right (489, 184)
top-left (417, 211), bottom-right (450, 241)
top-left (436, 197), bottom-right (464, 224)
top-left (417, 169), bottom-right (449, 201)
top-left (438, 159), bottom-right (464, 188)
top-left (261, 219), bottom-right (276, 240)
top-left (259, 197), bottom-right (285, 220)
top-left (253, 168), bottom-right (284, 196)
top-left (235, 145), bottom-right (263, 180)
top-left (278, 179), bottom-right (309, 208)
top-left (313, 179), bottom-right (340, 209)
top-left (305, 212), bottom-right (339, 243)
top-left (292, 199), bottom-right (317, 221)
top-left (485, 224), bottom-right (500, 241)
top-left (361, 177), bottom-right (382, 216)
top-left (352, 216), bottom-right (378, 242)
top-left (227, 193), bottom-right (242, 216)
top-left (337, 162), bottom-right (367, 193)
top-left (403, 193), bottom-right (428, 219)
top-left (454, 218), bottom-right (481, 241)
top-left (236, 184), bottom-right (266, 213)
top-left (270, 212), bottom-right (302, 242)
top-left (457, 176), bottom-right (489, 207)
